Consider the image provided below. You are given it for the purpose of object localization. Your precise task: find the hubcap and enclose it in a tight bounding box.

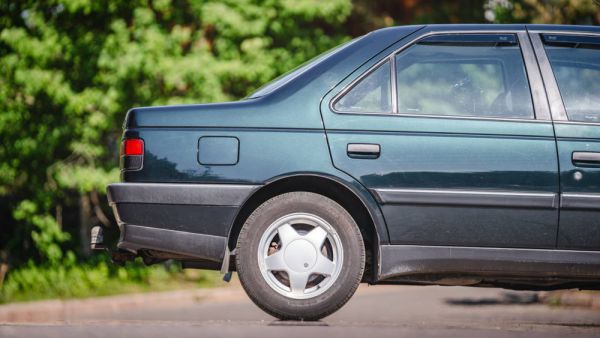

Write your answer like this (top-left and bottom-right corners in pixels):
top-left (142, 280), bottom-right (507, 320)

top-left (284, 239), bottom-right (317, 271)
top-left (257, 213), bottom-right (343, 299)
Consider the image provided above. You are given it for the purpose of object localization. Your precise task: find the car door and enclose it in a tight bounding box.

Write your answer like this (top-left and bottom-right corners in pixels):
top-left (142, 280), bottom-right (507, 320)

top-left (530, 30), bottom-right (600, 251)
top-left (321, 27), bottom-right (560, 249)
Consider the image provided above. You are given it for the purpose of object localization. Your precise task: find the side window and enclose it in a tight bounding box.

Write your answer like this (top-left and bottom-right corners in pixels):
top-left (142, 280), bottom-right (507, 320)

top-left (334, 61), bottom-right (392, 113)
top-left (542, 35), bottom-right (600, 123)
top-left (395, 34), bottom-right (534, 119)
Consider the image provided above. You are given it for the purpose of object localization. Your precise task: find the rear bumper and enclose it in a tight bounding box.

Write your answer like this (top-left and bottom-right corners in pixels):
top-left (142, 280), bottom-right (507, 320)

top-left (107, 183), bottom-right (259, 262)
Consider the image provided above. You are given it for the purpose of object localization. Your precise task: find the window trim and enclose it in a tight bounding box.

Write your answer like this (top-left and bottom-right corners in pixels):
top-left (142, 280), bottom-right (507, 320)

top-left (333, 59), bottom-right (393, 114)
top-left (330, 30), bottom-right (550, 123)
top-left (529, 30), bottom-right (600, 123)
top-left (332, 55), bottom-right (393, 115)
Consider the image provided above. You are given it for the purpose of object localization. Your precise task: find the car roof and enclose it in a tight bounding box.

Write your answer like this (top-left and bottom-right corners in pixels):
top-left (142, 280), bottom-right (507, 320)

top-left (526, 24), bottom-right (600, 33)
top-left (375, 24), bottom-right (600, 35)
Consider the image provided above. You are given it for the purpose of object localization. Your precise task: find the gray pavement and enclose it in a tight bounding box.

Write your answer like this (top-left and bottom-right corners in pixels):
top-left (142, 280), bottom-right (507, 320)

top-left (1, 278), bottom-right (599, 338)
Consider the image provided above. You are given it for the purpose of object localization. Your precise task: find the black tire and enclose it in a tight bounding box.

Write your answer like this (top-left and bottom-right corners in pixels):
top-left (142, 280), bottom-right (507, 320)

top-left (236, 192), bottom-right (365, 321)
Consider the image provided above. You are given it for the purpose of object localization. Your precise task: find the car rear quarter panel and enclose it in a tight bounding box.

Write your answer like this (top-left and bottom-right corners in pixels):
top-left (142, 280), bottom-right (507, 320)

top-left (120, 126), bottom-right (393, 245)
top-left (117, 26), bottom-right (425, 251)
top-left (123, 127), bottom-right (333, 185)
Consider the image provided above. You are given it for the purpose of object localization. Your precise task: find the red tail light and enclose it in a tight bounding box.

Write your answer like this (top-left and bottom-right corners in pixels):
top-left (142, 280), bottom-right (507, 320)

top-left (123, 139), bottom-right (144, 156)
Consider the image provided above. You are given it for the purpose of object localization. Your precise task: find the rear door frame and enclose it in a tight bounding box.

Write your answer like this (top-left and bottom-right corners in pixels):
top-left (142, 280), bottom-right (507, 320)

top-left (320, 26), bottom-right (565, 279)
top-left (528, 27), bottom-right (600, 250)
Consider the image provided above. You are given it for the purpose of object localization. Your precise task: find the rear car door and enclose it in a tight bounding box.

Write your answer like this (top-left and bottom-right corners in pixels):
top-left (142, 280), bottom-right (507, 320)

top-left (530, 30), bottom-right (600, 250)
top-left (321, 27), bottom-right (560, 249)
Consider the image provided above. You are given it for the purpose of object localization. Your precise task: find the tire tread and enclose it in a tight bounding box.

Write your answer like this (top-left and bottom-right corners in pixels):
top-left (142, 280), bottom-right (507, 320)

top-left (236, 192), bottom-right (364, 320)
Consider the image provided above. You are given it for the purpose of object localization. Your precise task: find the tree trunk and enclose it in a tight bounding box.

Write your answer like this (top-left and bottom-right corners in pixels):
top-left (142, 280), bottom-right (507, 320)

top-left (79, 193), bottom-right (92, 257)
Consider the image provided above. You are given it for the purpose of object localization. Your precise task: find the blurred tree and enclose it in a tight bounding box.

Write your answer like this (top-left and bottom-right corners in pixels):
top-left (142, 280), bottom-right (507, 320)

top-left (485, 0), bottom-right (600, 24)
top-left (347, 0), bottom-right (486, 36)
top-left (0, 0), bottom-right (352, 269)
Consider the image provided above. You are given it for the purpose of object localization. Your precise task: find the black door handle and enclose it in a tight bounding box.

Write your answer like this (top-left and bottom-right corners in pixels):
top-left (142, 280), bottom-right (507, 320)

top-left (572, 151), bottom-right (600, 165)
top-left (347, 143), bottom-right (380, 159)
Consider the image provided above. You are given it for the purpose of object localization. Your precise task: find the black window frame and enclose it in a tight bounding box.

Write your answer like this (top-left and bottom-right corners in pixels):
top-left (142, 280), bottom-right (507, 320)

top-left (330, 31), bottom-right (550, 122)
top-left (537, 33), bottom-right (600, 124)
top-left (332, 59), bottom-right (393, 114)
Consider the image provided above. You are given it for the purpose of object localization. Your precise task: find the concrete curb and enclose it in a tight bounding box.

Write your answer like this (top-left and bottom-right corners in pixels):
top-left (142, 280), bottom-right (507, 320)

top-left (0, 285), bottom-right (245, 323)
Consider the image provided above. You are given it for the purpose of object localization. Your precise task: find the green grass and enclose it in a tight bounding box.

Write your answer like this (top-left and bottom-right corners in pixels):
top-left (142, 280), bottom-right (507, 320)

top-left (0, 254), bottom-right (223, 304)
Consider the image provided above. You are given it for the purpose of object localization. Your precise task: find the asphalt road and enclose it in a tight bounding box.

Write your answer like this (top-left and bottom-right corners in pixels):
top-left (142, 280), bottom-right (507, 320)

top-left (2, 280), bottom-right (599, 338)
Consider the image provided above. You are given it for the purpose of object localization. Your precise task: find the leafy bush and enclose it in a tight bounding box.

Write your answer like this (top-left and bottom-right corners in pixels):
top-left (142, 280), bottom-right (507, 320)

top-left (0, 253), bottom-right (219, 303)
top-left (0, 0), bottom-right (353, 275)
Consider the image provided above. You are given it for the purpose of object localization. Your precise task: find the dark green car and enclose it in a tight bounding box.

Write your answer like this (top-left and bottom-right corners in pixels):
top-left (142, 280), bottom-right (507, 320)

top-left (101, 24), bottom-right (600, 320)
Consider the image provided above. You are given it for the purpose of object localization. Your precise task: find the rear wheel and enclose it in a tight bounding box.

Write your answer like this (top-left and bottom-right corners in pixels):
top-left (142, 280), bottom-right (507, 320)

top-left (236, 192), bottom-right (365, 320)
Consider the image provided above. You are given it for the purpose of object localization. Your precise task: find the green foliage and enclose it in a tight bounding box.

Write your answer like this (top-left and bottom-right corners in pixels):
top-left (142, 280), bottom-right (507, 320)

top-left (13, 201), bottom-right (70, 264)
top-left (0, 0), bottom-right (353, 270)
top-left (0, 255), bottom-right (221, 303)
top-left (485, 0), bottom-right (600, 24)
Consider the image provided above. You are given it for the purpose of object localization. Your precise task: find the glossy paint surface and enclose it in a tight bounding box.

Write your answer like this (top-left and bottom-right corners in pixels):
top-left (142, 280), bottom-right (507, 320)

top-left (324, 118), bottom-right (558, 191)
top-left (554, 123), bottom-right (600, 250)
top-left (198, 136), bottom-right (239, 166)
top-left (124, 128), bottom-right (333, 184)
top-left (122, 126), bottom-right (392, 243)
top-left (321, 25), bottom-right (560, 248)
top-left (323, 118), bottom-right (559, 248)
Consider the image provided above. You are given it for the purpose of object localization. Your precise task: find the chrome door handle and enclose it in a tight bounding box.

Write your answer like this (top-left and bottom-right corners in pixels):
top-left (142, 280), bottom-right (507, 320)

top-left (347, 143), bottom-right (380, 159)
top-left (572, 151), bottom-right (600, 166)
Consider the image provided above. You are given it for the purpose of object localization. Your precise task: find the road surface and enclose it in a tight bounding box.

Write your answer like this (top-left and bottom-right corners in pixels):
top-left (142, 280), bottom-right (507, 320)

top-left (1, 279), bottom-right (599, 338)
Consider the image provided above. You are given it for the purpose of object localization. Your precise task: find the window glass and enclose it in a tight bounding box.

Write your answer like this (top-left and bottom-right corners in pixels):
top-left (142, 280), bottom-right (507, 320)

top-left (334, 61), bottom-right (392, 113)
top-left (544, 40), bottom-right (600, 122)
top-left (395, 39), bottom-right (534, 119)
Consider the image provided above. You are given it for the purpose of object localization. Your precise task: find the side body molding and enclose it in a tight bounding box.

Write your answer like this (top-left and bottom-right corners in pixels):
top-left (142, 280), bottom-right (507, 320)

top-left (371, 188), bottom-right (558, 209)
top-left (108, 183), bottom-right (260, 206)
top-left (379, 245), bottom-right (600, 281)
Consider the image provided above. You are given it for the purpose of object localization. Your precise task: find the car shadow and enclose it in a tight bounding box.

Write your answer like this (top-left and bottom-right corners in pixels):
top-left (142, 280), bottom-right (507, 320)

top-left (268, 320), bottom-right (329, 327)
top-left (445, 292), bottom-right (540, 306)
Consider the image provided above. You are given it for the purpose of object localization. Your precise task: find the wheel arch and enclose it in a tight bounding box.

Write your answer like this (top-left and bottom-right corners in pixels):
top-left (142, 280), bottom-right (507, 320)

top-left (228, 173), bottom-right (388, 283)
